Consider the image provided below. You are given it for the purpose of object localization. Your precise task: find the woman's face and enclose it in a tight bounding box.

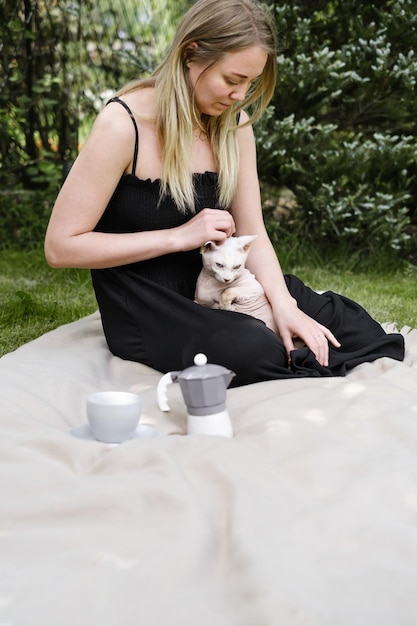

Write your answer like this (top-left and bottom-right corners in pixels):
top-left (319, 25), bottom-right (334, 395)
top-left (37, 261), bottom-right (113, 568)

top-left (187, 45), bottom-right (268, 117)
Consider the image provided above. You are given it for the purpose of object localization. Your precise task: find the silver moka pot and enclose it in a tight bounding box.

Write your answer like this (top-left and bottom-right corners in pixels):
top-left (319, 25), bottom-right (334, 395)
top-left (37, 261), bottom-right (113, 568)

top-left (157, 353), bottom-right (235, 437)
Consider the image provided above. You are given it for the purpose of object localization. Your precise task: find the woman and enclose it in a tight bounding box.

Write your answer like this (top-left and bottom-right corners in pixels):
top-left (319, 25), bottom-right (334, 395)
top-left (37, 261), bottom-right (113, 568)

top-left (45, 0), bottom-right (404, 386)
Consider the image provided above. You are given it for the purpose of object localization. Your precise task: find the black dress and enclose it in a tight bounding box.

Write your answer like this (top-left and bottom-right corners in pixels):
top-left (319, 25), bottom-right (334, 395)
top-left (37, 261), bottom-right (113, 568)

top-left (91, 98), bottom-right (404, 387)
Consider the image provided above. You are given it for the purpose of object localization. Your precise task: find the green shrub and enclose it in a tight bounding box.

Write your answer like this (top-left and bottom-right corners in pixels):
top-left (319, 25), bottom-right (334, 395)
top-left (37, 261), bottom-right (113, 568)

top-left (257, 0), bottom-right (417, 257)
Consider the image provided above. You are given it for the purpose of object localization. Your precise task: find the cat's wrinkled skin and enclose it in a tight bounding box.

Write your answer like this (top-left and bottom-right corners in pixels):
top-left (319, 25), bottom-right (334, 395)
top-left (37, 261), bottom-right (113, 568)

top-left (195, 235), bottom-right (278, 334)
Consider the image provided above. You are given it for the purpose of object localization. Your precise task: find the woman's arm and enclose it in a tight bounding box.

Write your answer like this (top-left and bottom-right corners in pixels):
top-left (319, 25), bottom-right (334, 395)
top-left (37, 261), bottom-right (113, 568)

top-left (230, 112), bottom-right (340, 366)
top-left (45, 103), bottom-right (234, 269)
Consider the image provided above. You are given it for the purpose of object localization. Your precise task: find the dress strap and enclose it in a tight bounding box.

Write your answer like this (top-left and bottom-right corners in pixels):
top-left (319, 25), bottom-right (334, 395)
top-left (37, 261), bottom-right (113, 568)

top-left (107, 96), bottom-right (139, 175)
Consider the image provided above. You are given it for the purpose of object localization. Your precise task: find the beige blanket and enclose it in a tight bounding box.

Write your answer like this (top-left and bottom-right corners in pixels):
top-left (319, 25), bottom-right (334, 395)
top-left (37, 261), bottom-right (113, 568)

top-left (1, 311), bottom-right (417, 625)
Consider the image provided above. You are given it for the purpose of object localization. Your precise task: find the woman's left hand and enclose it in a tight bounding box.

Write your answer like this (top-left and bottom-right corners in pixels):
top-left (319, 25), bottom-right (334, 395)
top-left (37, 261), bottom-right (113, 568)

top-left (275, 302), bottom-right (341, 367)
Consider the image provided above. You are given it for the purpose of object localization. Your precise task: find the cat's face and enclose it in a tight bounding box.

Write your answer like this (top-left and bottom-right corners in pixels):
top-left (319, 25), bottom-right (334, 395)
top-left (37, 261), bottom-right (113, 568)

top-left (200, 235), bottom-right (257, 283)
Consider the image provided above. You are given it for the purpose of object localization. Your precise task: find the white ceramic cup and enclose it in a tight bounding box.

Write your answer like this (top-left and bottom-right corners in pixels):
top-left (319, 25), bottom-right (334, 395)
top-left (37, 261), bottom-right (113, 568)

top-left (86, 391), bottom-right (141, 443)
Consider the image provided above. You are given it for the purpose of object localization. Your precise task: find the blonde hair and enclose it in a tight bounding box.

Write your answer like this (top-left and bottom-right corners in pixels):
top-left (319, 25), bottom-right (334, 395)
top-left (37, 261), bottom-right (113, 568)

top-left (119, 0), bottom-right (277, 212)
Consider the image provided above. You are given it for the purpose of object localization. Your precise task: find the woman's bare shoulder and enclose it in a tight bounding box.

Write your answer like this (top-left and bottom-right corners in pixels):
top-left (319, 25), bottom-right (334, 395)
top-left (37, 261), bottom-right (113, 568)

top-left (238, 109), bottom-right (250, 125)
top-left (93, 88), bottom-right (155, 134)
top-left (117, 87), bottom-right (157, 120)
top-left (91, 101), bottom-right (135, 142)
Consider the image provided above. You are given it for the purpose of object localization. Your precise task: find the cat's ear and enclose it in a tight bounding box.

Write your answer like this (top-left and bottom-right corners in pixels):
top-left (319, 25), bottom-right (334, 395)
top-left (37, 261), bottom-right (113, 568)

top-left (238, 235), bottom-right (258, 252)
top-left (201, 241), bottom-right (217, 253)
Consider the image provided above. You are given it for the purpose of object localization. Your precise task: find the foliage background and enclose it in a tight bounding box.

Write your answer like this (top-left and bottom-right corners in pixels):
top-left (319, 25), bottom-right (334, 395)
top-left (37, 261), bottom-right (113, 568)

top-left (258, 0), bottom-right (417, 261)
top-left (1, 0), bottom-right (416, 262)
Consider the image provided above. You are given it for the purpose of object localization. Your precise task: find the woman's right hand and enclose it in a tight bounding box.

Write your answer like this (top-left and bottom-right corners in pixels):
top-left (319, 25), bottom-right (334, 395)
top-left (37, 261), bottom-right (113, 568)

top-left (174, 208), bottom-right (236, 251)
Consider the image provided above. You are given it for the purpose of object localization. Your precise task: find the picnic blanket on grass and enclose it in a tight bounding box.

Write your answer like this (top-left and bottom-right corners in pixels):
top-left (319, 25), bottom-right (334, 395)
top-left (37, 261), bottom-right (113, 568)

top-left (1, 311), bottom-right (417, 625)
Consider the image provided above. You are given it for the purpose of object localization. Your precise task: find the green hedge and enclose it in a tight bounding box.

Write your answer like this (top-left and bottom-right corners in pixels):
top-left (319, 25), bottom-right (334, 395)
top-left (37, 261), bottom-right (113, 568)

top-left (257, 0), bottom-right (417, 258)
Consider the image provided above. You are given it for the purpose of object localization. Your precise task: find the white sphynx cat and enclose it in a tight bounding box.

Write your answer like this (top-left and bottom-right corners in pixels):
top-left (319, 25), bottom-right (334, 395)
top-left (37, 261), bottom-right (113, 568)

top-left (195, 235), bottom-right (278, 334)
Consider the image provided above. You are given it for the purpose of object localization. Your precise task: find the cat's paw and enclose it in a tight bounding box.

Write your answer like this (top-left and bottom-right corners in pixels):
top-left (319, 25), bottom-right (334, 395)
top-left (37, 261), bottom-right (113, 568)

top-left (219, 288), bottom-right (238, 311)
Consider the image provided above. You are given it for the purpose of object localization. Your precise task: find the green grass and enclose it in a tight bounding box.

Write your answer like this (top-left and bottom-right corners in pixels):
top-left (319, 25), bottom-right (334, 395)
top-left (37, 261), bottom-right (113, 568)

top-left (0, 249), bottom-right (97, 356)
top-left (0, 247), bottom-right (416, 357)
top-left (289, 264), bottom-right (417, 331)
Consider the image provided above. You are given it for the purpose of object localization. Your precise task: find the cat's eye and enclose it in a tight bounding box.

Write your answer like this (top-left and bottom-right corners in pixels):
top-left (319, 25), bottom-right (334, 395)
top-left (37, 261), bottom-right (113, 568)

top-left (215, 263), bottom-right (224, 269)
top-left (233, 265), bottom-right (242, 270)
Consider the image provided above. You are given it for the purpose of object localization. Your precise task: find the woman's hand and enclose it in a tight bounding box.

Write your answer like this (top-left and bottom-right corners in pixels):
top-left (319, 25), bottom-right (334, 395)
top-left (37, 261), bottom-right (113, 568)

top-left (275, 300), bottom-right (341, 367)
top-left (174, 208), bottom-right (235, 251)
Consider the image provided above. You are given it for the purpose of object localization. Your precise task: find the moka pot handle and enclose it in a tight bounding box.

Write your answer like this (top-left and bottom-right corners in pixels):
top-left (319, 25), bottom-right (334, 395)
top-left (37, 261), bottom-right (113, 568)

top-left (157, 371), bottom-right (178, 412)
